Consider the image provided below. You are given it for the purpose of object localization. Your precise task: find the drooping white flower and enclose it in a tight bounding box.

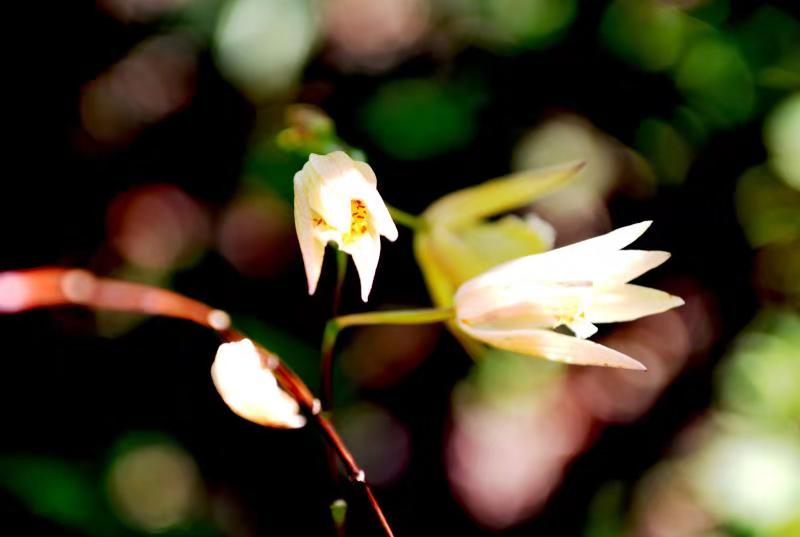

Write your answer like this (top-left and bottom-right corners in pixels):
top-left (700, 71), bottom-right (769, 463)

top-left (454, 221), bottom-right (684, 370)
top-left (211, 338), bottom-right (306, 428)
top-left (294, 151), bottom-right (398, 302)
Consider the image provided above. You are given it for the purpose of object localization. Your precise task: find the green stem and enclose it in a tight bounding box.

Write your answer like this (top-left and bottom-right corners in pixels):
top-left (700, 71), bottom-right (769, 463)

top-left (319, 307), bottom-right (454, 408)
top-left (325, 249), bottom-right (348, 399)
top-left (335, 307), bottom-right (455, 329)
top-left (333, 248), bottom-right (348, 314)
top-left (386, 204), bottom-right (425, 231)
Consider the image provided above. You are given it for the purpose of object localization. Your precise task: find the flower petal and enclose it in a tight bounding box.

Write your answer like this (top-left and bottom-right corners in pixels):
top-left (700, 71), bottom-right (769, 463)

top-left (457, 322), bottom-right (646, 370)
top-left (345, 230), bottom-right (381, 302)
top-left (211, 339), bottom-right (306, 429)
top-left (362, 187), bottom-right (398, 241)
top-left (354, 161), bottom-right (378, 187)
top-left (414, 231), bottom-right (459, 308)
top-left (553, 220), bottom-right (652, 256)
top-left (461, 248), bottom-right (670, 294)
top-left (588, 284), bottom-right (685, 323)
top-left (309, 152), bottom-right (361, 230)
top-left (466, 220), bottom-right (653, 284)
top-left (294, 170), bottom-right (326, 295)
top-left (423, 161), bottom-right (584, 228)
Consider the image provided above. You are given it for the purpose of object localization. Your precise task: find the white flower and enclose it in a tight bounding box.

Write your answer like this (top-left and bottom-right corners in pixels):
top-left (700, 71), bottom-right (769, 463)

top-left (211, 339), bottom-right (306, 428)
top-left (454, 221), bottom-right (684, 370)
top-left (294, 151), bottom-right (398, 302)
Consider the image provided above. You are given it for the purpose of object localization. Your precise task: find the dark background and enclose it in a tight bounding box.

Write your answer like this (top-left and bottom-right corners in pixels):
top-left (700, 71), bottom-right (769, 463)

top-left (2, 1), bottom-right (799, 536)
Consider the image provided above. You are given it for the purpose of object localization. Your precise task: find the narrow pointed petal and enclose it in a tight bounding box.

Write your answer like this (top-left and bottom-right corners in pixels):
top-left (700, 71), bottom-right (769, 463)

top-left (362, 187), bottom-right (398, 241)
top-left (463, 248), bottom-right (670, 293)
top-left (424, 161), bottom-right (584, 228)
top-left (294, 172), bottom-right (326, 295)
top-left (595, 250), bottom-right (671, 285)
top-left (588, 284), bottom-right (685, 323)
top-left (413, 231), bottom-right (459, 308)
top-left (347, 232), bottom-right (381, 302)
top-left (458, 322), bottom-right (647, 370)
top-left (459, 214), bottom-right (554, 267)
top-left (555, 220), bottom-right (652, 256)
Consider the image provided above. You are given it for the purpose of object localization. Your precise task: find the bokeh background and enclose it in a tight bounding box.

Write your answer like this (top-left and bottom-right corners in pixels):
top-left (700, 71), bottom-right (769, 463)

top-left (2, 0), bottom-right (800, 536)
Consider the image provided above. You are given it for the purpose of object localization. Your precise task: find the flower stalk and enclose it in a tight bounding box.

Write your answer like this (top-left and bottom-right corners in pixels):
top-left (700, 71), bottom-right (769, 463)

top-left (319, 307), bottom-right (455, 408)
top-left (386, 204), bottom-right (424, 231)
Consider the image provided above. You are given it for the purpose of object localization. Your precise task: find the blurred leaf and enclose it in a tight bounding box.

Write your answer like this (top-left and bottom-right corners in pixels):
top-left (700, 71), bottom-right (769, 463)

top-left (360, 78), bottom-right (485, 160)
top-left (213, 0), bottom-right (319, 100)
top-left (736, 166), bottom-right (800, 247)
top-left (754, 242), bottom-right (800, 302)
top-left (718, 309), bottom-right (800, 426)
top-left (735, 7), bottom-right (800, 83)
top-left (457, 0), bottom-right (577, 51)
top-left (600, 0), bottom-right (690, 71)
top-left (764, 93), bottom-right (800, 190)
top-left (0, 456), bottom-right (120, 536)
top-left (244, 141), bottom-right (306, 201)
top-left (636, 118), bottom-right (693, 185)
top-left (584, 481), bottom-right (626, 537)
top-left (675, 36), bottom-right (756, 127)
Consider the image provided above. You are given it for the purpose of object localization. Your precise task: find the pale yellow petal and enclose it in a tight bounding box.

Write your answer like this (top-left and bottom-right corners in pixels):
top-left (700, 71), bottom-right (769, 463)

top-left (211, 339), bottom-right (306, 429)
top-left (353, 161), bottom-right (397, 241)
top-left (413, 231), bottom-right (458, 309)
top-left (455, 280), bottom-right (578, 327)
top-left (458, 214), bottom-right (553, 268)
top-left (460, 221), bottom-right (653, 288)
top-left (553, 220), bottom-right (652, 256)
top-left (461, 248), bottom-right (670, 292)
top-left (423, 161), bottom-right (584, 228)
top-left (429, 225), bottom-right (492, 285)
top-left (588, 284), bottom-right (684, 323)
top-left (458, 322), bottom-right (646, 370)
top-left (565, 317), bottom-right (598, 339)
top-left (363, 187), bottom-right (398, 241)
top-left (345, 231), bottom-right (381, 302)
top-left (354, 161), bottom-right (378, 187)
top-left (294, 170), bottom-right (326, 295)
top-left (309, 152), bottom-right (358, 230)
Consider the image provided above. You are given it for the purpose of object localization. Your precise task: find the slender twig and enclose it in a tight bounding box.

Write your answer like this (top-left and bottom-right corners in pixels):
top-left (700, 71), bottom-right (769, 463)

top-left (0, 267), bottom-right (395, 537)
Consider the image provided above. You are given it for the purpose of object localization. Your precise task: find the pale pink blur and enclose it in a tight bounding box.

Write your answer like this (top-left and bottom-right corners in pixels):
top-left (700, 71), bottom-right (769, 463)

top-left (446, 281), bottom-right (717, 529)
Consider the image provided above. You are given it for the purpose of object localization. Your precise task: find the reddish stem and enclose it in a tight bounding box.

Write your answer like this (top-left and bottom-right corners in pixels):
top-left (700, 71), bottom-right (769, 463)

top-left (0, 267), bottom-right (395, 537)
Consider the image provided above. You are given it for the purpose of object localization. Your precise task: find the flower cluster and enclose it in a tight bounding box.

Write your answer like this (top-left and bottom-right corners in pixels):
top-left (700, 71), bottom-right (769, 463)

top-left (210, 149), bottom-right (683, 430)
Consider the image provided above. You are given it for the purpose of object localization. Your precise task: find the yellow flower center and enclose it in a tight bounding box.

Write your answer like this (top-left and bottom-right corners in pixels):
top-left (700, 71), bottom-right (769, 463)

top-left (311, 199), bottom-right (369, 244)
top-left (348, 199), bottom-right (368, 238)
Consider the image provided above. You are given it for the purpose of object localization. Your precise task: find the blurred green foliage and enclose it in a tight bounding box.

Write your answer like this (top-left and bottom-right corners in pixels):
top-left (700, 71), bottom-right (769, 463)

top-left (718, 309), bottom-right (800, 427)
top-left (360, 78), bottom-right (486, 160)
top-left (0, 456), bottom-right (116, 535)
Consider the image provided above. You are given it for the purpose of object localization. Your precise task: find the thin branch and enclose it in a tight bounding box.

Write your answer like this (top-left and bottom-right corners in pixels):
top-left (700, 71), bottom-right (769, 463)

top-left (0, 267), bottom-right (395, 537)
